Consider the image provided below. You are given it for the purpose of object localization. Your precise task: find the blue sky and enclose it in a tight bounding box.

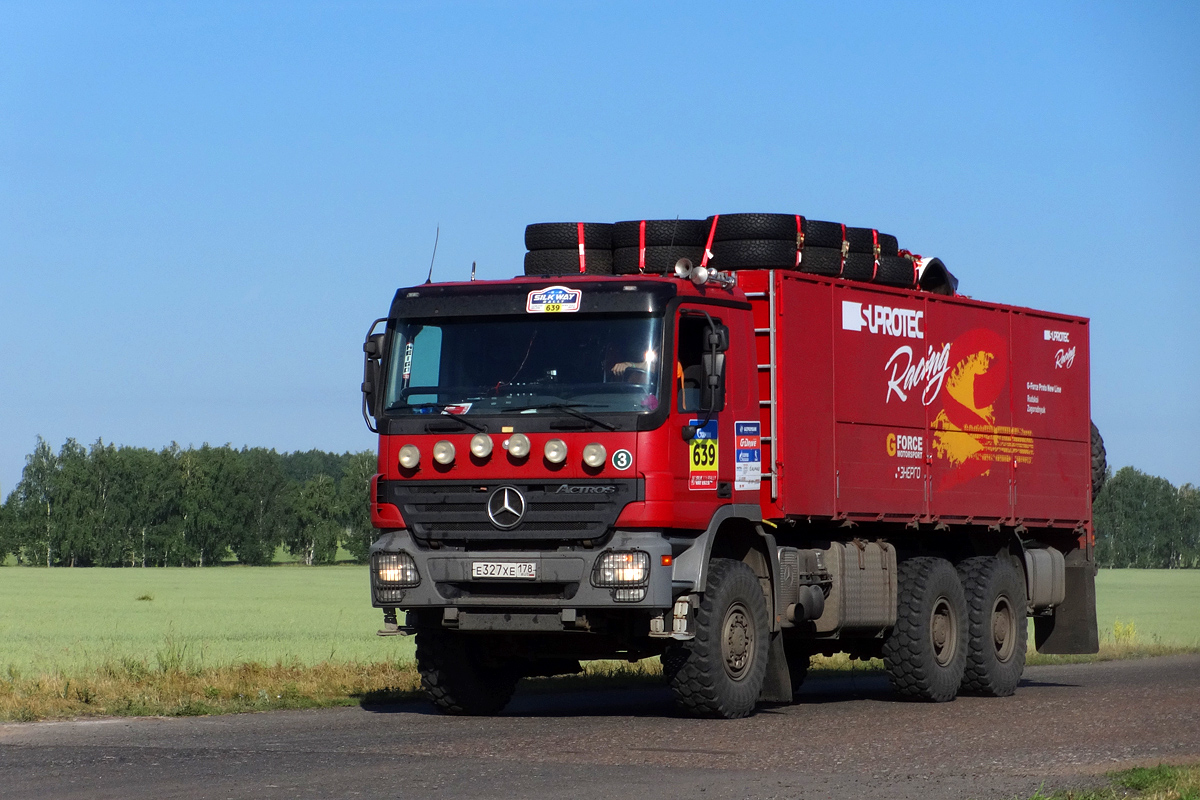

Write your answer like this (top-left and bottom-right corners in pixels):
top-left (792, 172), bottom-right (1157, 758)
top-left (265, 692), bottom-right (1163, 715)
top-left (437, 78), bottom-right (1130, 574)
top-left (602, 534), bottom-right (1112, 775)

top-left (2, 1), bottom-right (1197, 495)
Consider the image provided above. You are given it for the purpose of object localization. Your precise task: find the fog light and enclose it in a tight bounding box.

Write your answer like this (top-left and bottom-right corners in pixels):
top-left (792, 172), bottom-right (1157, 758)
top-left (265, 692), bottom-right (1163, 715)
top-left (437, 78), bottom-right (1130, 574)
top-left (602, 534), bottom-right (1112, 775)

top-left (592, 550), bottom-right (650, 587)
top-left (582, 443), bottom-right (606, 468)
top-left (373, 552), bottom-right (420, 588)
top-left (506, 433), bottom-right (531, 458)
top-left (470, 433), bottom-right (493, 458)
top-left (398, 444), bottom-right (420, 469)
top-left (544, 438), bottom-right (568, 464)
top-left (613, 587), bottom-right (646, 602)
top-left (433, 440), bottom-right (455, 465)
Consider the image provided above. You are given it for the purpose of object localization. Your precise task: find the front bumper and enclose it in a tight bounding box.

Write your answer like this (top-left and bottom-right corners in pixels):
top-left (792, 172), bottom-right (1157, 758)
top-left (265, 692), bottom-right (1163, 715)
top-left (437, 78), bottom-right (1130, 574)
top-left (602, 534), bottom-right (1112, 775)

top-left (369, 528), bottom-right (674, 611)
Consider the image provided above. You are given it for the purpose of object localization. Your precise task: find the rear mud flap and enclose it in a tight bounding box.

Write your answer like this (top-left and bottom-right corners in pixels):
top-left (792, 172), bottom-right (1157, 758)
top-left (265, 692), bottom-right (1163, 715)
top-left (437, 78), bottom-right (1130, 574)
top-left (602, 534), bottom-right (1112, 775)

top-left (1034, 559), bottom-right (1100, 655)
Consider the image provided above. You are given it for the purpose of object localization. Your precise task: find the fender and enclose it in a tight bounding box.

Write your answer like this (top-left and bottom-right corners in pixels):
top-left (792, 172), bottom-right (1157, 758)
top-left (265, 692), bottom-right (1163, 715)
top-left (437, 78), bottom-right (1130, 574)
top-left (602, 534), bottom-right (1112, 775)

top-left (670, 503), bottom-right (772, 595)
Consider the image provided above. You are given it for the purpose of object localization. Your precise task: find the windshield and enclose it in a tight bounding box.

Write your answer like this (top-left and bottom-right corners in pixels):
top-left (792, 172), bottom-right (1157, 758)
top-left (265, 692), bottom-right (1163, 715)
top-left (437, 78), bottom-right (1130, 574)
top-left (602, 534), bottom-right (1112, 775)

top-left (384, 314), bottom-right (664, 416)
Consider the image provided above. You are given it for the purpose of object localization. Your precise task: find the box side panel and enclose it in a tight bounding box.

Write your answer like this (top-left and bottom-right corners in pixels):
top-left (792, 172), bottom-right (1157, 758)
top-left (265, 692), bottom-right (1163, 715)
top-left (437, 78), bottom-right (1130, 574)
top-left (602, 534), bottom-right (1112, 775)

top-left (1009, 313), bottom-right (1091, 525)
top-left (922, 298), bottom-right (1016, 522)
top-left (774, 274), bottom-right (836, 517)
top-left (830, 284), bottom-right (932, 519)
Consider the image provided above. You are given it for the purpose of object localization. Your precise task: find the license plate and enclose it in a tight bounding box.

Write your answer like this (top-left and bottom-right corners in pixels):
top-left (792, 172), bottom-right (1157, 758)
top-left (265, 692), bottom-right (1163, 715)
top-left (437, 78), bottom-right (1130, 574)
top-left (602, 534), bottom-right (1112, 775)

top-left (471, 561), bottom-right (537, 580)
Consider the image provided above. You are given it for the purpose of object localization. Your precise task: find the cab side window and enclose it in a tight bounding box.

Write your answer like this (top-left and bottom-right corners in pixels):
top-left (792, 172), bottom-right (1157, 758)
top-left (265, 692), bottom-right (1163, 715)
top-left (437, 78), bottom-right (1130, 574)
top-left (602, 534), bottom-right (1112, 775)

top-left (676, 315), bottom-right (725, 412)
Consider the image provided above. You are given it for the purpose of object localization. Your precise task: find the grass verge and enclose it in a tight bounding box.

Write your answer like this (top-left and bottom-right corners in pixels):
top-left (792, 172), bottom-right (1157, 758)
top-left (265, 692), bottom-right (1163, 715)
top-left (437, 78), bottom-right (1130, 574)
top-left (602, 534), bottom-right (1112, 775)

top-left (1030, 763), bottom-right (1200, 800)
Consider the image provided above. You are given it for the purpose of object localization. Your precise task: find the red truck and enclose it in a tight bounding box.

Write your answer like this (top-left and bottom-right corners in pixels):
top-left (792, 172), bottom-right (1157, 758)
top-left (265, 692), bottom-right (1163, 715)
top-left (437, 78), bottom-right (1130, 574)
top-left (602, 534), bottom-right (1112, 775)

top-left (361, 216), bottom-right (1100, 718)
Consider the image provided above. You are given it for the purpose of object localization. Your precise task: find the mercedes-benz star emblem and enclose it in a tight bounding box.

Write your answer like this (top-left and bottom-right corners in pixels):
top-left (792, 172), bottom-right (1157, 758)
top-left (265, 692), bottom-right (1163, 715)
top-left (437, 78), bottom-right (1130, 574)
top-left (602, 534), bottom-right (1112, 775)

top-left (487, 486), bottom-right (526, 530)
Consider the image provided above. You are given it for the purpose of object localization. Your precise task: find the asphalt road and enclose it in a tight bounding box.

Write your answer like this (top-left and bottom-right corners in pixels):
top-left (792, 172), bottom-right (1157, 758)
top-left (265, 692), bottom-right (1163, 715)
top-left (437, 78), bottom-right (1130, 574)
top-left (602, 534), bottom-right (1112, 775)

top-left (2, 654), bottom-right (1198, 800)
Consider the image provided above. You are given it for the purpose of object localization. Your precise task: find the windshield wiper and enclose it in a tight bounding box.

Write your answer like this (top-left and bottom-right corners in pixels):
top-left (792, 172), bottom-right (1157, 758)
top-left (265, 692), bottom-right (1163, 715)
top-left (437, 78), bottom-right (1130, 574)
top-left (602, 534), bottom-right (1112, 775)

top-left (407, 403), bottom-right (487, 433)
top-left (500, 403), bottom-right (616, 431)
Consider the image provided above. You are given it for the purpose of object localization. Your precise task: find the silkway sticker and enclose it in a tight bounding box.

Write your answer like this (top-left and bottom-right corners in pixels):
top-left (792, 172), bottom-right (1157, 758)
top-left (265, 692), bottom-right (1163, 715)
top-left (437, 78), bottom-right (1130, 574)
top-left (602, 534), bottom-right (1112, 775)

top-left (688, 419), bottom-right (719, 491)
top-left (734, 421), bottom-right (761, 491)
top-left (526, 285), bottom-right (582, 313)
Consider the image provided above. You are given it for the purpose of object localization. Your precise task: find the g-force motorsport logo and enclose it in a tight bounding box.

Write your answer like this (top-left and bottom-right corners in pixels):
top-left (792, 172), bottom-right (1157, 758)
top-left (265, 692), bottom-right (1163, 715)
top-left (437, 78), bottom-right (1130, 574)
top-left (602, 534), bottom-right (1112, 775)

top-left (527, 285), bottom-right (582, 313)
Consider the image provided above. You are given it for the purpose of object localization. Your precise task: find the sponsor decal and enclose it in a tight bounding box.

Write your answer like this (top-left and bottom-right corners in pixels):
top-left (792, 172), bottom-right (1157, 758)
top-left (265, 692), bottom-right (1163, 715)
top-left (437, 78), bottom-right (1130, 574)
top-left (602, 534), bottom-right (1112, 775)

top-left (1055, 346), bottom-right (1076, 370)
top-left (734, 421), bottom-right (761, 491)
top-left (1024, 381), bottom-right (1060, 416)
top-left (688, 419), bottom-right (719, 491)
top-left (928, 327), bottom-right (1035, 490)
top-left (441, 402), bottom-right (472, 415)
top-left (526, 285), bottom-right (582, 313)
top-left (886, 432), bottom-right (923, 459)
top-left (1044, 330), bottom-right (1070, 343)
top-left (555, 484), bottom-right (617, 494)
top-left (611, 449), bottom-right (633, 470)
top-left (884, 343), bottom-right (952, 405)
top-left (842, 300), bottom-right (924, 339)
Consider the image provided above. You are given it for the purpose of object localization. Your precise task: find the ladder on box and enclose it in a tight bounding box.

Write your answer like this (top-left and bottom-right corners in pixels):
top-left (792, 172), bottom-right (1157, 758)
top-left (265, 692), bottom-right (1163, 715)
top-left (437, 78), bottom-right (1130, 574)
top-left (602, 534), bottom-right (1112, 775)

top-left (741, 270), bottom-right (778, 501)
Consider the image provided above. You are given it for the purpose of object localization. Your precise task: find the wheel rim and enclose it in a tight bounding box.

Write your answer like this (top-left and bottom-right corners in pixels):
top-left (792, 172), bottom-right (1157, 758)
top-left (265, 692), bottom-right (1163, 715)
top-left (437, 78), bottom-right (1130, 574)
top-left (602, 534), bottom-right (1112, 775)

top-left (721, 601), bottom-right (755, 681)
top-left (930, 596), bottom-right (958, 667)
top-left (991, 594), bottom-right (1017, 663)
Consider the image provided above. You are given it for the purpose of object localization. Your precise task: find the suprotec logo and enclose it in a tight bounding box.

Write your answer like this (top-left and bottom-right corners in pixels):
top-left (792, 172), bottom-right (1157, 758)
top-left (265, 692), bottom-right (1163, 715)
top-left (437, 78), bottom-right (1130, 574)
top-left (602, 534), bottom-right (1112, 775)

top-left (842, 300), bottom-right (924, 340)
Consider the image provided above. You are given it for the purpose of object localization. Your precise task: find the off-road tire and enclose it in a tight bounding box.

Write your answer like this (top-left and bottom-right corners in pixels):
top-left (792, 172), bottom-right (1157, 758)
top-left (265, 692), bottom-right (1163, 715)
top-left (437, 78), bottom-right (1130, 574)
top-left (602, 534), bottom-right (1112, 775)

top-left (613, 245), bottom-right (705, 275)
top-left (415, 626), bottom-right (520, 715)
top-left (797, 246), bottom-right (843, 276)
top-left (883, 557), bottom-right (968, 702)
top-left (710, 238), bottom-right (797, 269)
top-left (523, 248), bottom-right (613, 276)
top-left (1091, 421), bottom-right (1108, 500)
top-left (957, 556), bottom-right (1027, 697)
top-left (843, 229), bottom-right (899, 257)
top-left (875, 255), bottom-right (918, 288)
top-left (524, 222), bottom-right (613, 251)
top-left (877, 232), bottom-right (899, 257)
top-left (801, 219), bottom-right (845, 249)
top-left (664, 558), bottom-right (770, 718)
top-left (843, 252), bottom-right (877, 282)
top-left (705, 213), bottom-right (797, 242)
top-left (612, 219), bottom-right (708, 248)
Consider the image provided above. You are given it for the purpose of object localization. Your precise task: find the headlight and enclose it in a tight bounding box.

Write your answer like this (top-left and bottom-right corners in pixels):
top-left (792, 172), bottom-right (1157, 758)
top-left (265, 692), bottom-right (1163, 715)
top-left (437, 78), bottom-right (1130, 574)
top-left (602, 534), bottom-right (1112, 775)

top-left (592, 550), bottom-right (650, 587)
top-left (544, 438), bottom-right (568, 464)
top-left (372, 552), bottom-right (420, 602)
top-left (506, 433), bottom-right (531, 458)
top-left (582, 443), bottom-right (606, 468)
top-left (398, 444), bottom-right (420, 469)
top-left (433, 440), bottom-right (455, 465)
top-left (470, 433), bottom-right (493, 458)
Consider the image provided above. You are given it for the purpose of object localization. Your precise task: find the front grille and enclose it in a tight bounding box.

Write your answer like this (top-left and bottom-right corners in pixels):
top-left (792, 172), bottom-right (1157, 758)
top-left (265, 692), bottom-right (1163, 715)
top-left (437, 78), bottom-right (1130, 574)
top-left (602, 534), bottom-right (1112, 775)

top-left (379, 479), bottom-right (640, 545)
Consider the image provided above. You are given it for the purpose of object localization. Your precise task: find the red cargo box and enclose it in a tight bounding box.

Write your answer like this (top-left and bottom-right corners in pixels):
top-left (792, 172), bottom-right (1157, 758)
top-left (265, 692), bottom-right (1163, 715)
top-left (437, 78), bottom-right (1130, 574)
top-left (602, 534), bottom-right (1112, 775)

top-left (739, 270), bottom-right (1091, 531)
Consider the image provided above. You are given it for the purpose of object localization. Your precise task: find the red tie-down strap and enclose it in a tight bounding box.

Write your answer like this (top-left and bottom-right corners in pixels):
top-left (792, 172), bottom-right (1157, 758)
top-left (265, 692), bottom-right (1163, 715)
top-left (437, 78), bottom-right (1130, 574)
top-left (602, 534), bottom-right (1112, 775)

top-left (700, 214), bottom-right (719, 268)
top-left (838, 223), bottom-right (847, 277)
top-left (639, 219), bottom-right (646, 273)
top-left (870, 229), bottom-right (879, 280)
top-left (899, 249), bottom-right (922, 287)
top-left (577, 222), bottom-right (587, 273)
top-left (794, 215), bottom-right (806, 267)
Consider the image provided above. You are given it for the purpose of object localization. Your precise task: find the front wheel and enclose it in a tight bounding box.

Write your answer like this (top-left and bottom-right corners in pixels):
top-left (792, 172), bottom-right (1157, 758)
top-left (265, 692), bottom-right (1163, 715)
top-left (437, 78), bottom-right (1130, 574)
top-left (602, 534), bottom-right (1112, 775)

top-left (664, 558), bottom-right (770, 718)
top-left (414, 626), bottom-right (520, 715)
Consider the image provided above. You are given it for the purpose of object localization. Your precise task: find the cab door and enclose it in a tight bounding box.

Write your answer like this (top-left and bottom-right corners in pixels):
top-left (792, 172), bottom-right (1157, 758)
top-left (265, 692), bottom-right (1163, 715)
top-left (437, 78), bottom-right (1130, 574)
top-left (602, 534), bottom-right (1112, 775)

top-left (669, 308), bottom-right (734, 526)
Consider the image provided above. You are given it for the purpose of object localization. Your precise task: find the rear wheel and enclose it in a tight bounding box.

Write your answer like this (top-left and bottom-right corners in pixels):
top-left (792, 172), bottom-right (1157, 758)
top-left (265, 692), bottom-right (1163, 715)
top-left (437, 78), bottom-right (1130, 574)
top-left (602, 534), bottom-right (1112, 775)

top-left (883, 557), bottom-right (968, 702)
top-left (414, 625), bottom-right (520, 715)
top-left (664, 558), bottom-right (770, 718)
top-left (958, 556), bottom-right (1027, 696)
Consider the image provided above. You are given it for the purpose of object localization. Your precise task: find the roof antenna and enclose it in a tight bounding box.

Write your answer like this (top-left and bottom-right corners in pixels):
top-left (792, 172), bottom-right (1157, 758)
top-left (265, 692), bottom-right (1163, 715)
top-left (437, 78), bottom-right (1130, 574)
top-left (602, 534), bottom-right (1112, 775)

top-left (470, 260), bottom-right (477, 281)
top-left (424, 225), bottom-right (440, 284)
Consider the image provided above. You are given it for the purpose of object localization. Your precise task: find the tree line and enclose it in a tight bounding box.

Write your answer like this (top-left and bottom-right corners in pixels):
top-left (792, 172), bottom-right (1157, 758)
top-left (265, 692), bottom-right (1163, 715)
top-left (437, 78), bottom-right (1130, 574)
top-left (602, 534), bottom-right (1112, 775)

top-left (0, 439), bottom-right (1195, 569)
top-left (1094, 467), bottom-right (1200, 568)
top-left (0, 438), bottom-right (375, 567)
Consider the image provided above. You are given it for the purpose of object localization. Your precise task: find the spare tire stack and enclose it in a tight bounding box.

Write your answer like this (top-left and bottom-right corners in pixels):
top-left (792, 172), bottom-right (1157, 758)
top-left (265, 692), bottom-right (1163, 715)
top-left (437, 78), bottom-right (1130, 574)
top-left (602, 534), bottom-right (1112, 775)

top-left (522, 212), bottom-right (949, 294)
top-left (523, 222), bottom-right (613, 276)
top-left (612, 219), bottom-right (707, 275)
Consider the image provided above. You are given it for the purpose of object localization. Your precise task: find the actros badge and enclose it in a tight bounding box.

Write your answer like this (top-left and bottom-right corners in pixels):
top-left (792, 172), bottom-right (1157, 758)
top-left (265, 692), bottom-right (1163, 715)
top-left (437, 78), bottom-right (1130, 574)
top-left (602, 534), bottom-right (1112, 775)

top-left (487, 486), bottom-right (526, 529)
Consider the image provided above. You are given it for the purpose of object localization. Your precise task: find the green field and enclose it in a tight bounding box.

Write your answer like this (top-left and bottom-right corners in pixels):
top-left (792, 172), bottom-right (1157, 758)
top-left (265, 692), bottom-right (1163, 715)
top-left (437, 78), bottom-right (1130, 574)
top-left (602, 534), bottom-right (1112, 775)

top-left (0, 565), bottom-right (415, 675)
top-left (0, 566), bottom-right (1196, 676)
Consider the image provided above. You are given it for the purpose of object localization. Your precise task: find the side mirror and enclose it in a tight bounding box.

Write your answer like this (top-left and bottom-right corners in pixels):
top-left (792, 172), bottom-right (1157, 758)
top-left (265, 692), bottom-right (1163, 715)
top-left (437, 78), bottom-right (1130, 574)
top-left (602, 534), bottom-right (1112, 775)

top-left (361, 321), bottom-right (387, 432)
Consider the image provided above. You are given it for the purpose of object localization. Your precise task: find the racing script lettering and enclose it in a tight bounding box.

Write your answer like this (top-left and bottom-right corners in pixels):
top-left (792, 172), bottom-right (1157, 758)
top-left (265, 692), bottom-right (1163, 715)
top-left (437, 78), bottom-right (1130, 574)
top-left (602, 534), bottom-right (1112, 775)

top-left (885, 343), bottom-right (951, 405)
